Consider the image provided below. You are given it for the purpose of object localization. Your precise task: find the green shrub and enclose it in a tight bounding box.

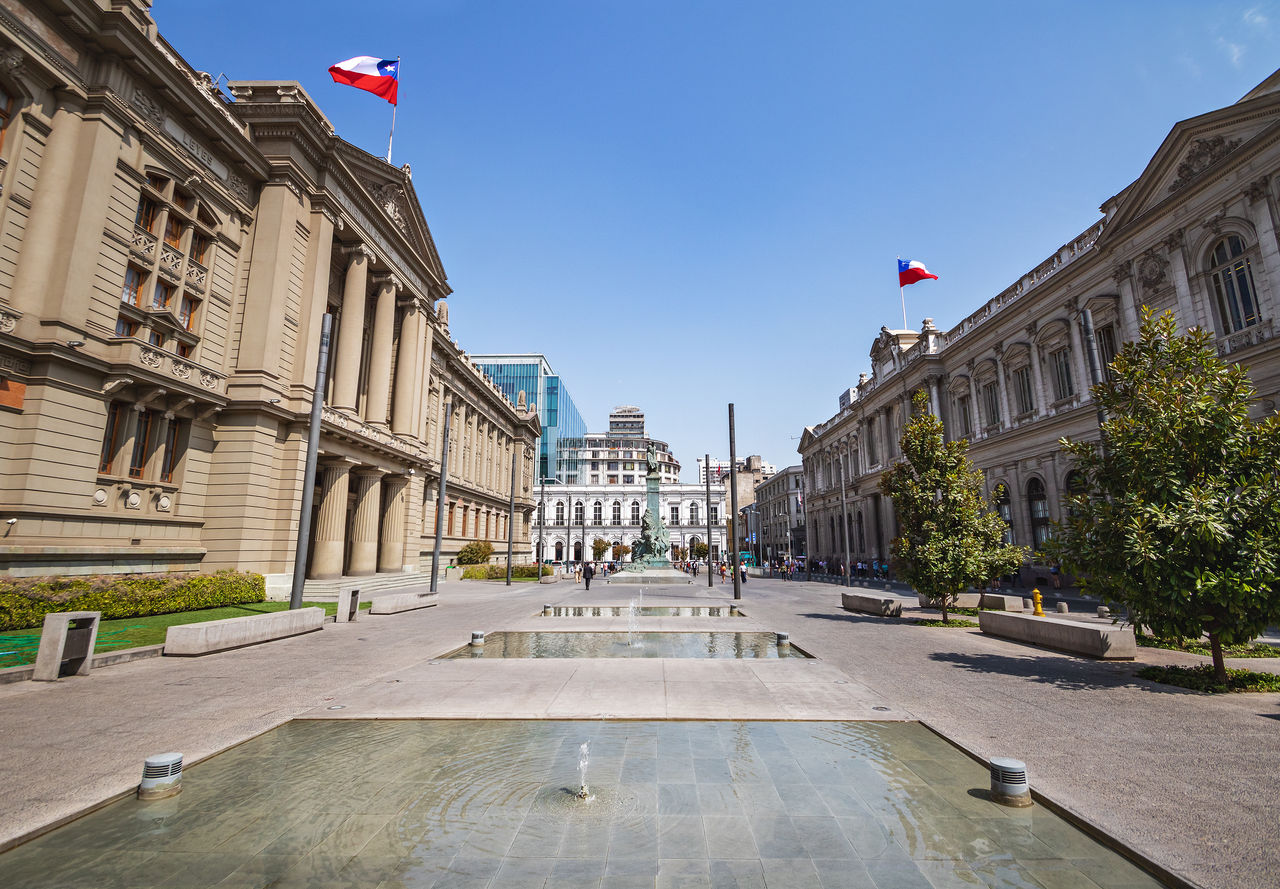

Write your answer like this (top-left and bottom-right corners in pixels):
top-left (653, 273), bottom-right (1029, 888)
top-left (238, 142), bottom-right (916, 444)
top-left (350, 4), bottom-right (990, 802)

top-left (456, 541), bottom-right (495, 565)
top-left (1137, 664), bottom-right (1280, 693)
top-left (460, 564), bottom-right (551, 580)
top-left (0, 571), bottom-right (265, 631)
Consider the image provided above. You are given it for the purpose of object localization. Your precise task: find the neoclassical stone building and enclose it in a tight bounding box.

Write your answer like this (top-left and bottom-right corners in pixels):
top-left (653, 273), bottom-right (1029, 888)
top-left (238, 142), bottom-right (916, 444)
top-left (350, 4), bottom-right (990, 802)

top-left (800, 69), bottom-right (1280, 585)
top-left (0, 0), bottom-right (539, 594)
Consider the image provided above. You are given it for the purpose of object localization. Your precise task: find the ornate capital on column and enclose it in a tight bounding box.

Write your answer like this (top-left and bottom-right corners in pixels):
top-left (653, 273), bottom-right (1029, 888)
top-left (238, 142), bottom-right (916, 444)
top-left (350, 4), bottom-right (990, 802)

top-left (1111, 261), bottom-right (1131, 286)
top-left (343, 243), bottom-right (377, 263)
top-left (372, 273), bottom-right (402, 293)
top-left (1245, 176), bottom-right (1270, 204)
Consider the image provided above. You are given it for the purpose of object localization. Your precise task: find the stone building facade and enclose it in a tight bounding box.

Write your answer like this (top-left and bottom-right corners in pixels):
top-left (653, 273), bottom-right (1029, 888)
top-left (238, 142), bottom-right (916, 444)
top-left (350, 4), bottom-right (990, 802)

top-left (0, 0), bottom-right (539, 593)
top-left (800, 70), bottom-right (1280, 585)
top-left (753, 466), bottom-right (804, 563)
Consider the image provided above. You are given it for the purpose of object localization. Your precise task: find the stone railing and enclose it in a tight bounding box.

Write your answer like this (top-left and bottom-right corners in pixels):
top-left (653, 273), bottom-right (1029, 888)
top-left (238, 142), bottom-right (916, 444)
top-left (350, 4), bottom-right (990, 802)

top-left (130, 225), bottom-right (157, 262)
top-left (1217, 318), bottom-right (1275, 356)
top-left (185, 260), bottom-right (208, 293)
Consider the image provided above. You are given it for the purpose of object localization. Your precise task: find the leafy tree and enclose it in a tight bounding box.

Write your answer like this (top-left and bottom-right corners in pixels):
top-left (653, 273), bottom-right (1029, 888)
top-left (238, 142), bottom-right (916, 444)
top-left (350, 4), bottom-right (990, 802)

top-left (456, 540), bottom-right (494, 565)
top-left (691, 541), bottom-right (710, 560)
top-left (880, 390), bottom-right (1027, 622)
top-left (612, 543), bottom-right (632, 561)
top-left (591, 537), bottom-right (610, 561)
top-left (1054, 310), bottom-right (1280, 684)
top-left (671, 545), bottom-right (687, 561)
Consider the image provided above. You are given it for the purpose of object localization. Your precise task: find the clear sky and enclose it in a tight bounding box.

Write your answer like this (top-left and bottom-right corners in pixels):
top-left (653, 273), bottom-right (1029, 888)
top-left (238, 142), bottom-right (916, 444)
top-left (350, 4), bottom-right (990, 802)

top-left (154, 1), bottom-right (1280, 480)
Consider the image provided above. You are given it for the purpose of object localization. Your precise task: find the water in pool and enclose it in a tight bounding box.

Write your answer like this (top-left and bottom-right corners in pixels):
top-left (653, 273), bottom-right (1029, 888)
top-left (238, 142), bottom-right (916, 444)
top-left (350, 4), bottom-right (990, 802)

top-left (445, 632), bottom-right (807, 659)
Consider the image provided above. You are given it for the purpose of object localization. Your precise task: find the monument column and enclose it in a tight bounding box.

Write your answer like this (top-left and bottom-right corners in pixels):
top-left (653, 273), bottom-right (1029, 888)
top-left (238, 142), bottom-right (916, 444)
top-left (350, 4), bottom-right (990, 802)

top-left (379, 475), bottom-right (409, 572)
top-left (366, 275), bottom-right (400, 426)
top-left (333, 247), bottom-right (373, 411)
top-left (311, 461), bottom-right (352, 579)
top-left (348, 468), bottom-right (385, 576)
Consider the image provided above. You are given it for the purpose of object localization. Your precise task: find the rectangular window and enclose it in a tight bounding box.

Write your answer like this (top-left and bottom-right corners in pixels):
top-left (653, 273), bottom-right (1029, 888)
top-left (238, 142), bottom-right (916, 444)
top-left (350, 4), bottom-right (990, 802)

top-left (163, 216), bottom-right (183, 249)
top-left (99, 403), bottom-right (125, 474)
top-left (607, 475), bottom-right (618, 484)
top-left (121, 267), bottom-right (144, 306)
top-left (146, 173), bottom-right (167, 194)
top-left (623, 475), bottom-right (633, 484)
top-left (153, 281), bottom-right (175, 310)
top-left (175, 342), bottom-right (192, 359)
top-left (161, 419), bottom-right (183, 483)
top-left (136, 197), bottom-right (159, 233)
top-left (607, 462), bottom-right (619, 471)
top-left (191, 234), bottom-right (211, 266)
top-left (709, 505), bottom-right (719, 523)
top-left (1013, 366), bottom-right (1035, 415)
top-left (955, 395), bottom-right (972, 436)
top-left (590, 461), bottom-right (598, 470)
top-left (866, 417), bottom-right (878, 464)
top-left (1096, 325), bottom-right (1117, 381)
top-left (1051, 348), bottom-right (1074, 400)
top-left (129, 409), bottom-right (156, 479)
top-left (982, 382), bottom-right (1001, 428)
top-left (179, 295), bottom-right (198, 330)
top-left (670, 505), bottom-right (680, 526)
top-left (115, 315), bottom-right (139, 338)
top-left (147, 329), bottom-right (164, 347)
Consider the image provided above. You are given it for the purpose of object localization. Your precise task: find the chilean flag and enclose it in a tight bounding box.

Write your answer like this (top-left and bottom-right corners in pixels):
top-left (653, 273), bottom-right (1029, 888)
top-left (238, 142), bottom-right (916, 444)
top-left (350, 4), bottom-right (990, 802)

top-left (328, 56), bottom-right (399, 105)
top-left (898, 259), bottom-right (938, 287)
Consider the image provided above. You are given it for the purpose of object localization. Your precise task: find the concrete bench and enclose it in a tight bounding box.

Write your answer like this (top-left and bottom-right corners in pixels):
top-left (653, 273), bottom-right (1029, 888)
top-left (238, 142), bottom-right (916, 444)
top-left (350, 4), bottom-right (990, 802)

top-left (368, 591), bottom-right (439, 614)
top-left (841, 593), bottom-right (903, 617)
top-left (336, 587), bottom-right (363, 623)
top-left (978, 611), bottom-right (1136, 659)
top-left (32, 611), bottom-right (101, 681)
top-left (918, 593), bottom-right (982, 609)
top-left (980, 593), bottom-right (1024, 612)
top-left (164, 607), bottom-right (324, 656)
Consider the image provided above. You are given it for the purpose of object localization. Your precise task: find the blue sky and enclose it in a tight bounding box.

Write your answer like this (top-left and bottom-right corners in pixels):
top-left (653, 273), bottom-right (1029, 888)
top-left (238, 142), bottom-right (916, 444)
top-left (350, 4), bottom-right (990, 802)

top-left (155, 1), bottom-right (1280, 480)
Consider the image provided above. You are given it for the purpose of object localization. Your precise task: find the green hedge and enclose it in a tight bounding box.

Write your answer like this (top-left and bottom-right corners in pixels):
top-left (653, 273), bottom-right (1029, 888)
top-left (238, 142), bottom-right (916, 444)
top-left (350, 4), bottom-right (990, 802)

top-left (0, 571), bottom-right (266, 631)
top-left (461, 564), bottom-right (552, 580)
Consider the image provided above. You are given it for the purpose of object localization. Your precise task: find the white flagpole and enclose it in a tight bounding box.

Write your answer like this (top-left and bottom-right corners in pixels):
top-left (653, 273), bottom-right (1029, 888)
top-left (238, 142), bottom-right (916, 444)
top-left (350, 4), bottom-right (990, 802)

top-left (897, 255), bottom-right (907, 329)
top-left (386, 56), bottom-right (400, 164)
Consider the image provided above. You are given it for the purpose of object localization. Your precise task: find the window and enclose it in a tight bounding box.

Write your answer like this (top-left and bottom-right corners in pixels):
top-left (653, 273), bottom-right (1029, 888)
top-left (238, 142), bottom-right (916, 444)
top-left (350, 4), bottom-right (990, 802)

top-left (955, 395), bottom-right (972, 436)
top-left (178, 295), bottom-right (198, 330)
top-left (161, 420), bottom-right (184, 483)
top-left (573, 501), bottom-right (584, 525)
top-left (690, 502), bottom-right (700, 526)
top-left (1050, 348), bottom-right (1074, 401)
top-left (994, 484), bottom-right (1013, 546)
top-left (593, 501), bottom-right (603, 524)
top-left (866, 417), bottom-right (878, 464)
top-left (176, 342), bottom-right (192, 359)
top-left (153, 281), bottom-right (175, 310)
top-left (608, 462), bottom-right (619, 471)
top-left (115, 316), bottom-right (139, 338)
top-left (191, 234), bottom-right (211, 266)
top-left (135, 197), bottom-right (159, 233)
top-left (163, 215), bottom-right (184, 249)
top-left (1096, 325), bottom-right (1117, 381)
top-left (590, 461), bottom-right (598, 470)
top-left (1013, 366), bottom-right (1035, 415)
top-left (554, 501), bottom-right (565, 525)
top-left (537, 501), bottom-right (545, 525)
top-left (981, 382), bottom-right (1000, 428)
top-left (0, 84), bottom-right (14, 155)
top-left (670, 505), bottom-right (680, 526)
top-left (611, 501), bottom-right (622, 525)
top-left (630, 501), bottom-right (641, 523)
top-left (623, 475), bottom-right (634, 484)
top-left (1064, 470), bottom-right (1087, 520)
top-left (146, 173), bottom-right (168, 193)
top-left (121, 267), bottom-right (144, 306)
top-left (99, 403), bottom-right (126, 474)
top-left (1027, 478), bottom-right (1051, 550)
top-left (607, 475), bottom-right (618, 484)
top-left (129, 409), bottom-right (157, 479)
top-left (1208, 235), bottom-right (1261, 334)
top-left (147, 329), bottom-right (164, 347)
top-left (709, 504), bottom-right (719, 524)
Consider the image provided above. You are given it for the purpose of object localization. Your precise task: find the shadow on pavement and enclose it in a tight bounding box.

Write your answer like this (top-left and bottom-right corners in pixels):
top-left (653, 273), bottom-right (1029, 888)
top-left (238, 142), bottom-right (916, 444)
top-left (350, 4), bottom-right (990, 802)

top-left (928, 650), bottom-right (1200, 695)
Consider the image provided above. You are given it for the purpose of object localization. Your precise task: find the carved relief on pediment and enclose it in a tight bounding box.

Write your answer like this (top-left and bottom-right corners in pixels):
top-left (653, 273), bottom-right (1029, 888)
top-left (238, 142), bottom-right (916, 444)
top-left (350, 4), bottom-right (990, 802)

top-left (1168, 136), bottom-right (1242, 192)
top-left (361, 178), bottom-right (409, 233)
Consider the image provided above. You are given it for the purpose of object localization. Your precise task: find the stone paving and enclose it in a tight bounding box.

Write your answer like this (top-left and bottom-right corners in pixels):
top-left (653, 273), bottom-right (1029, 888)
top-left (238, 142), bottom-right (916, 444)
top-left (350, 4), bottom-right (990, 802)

top-left (0, 575), bottom-right (1275, 888)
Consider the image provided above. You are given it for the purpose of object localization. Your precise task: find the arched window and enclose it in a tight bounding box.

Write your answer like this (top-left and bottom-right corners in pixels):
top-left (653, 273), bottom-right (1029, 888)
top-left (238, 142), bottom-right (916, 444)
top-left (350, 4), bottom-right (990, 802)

top-left (611, 500), bottom-right (622, 525)
top-left (554, 541), bottom-right (564, 561)
top-left (630, 500), bottom-right (641, 524)
top-left (1208, 235), bottom-right (1260, 333)
top-left (573, 541), bottom-right (583, 561)
top-left (535, 540), bottom-right (544, 560)
top-left (1027, 478), bottom-right (1050, 550)
top-left (689, 502), bottom-right (700, 526)
top-left (994, 484), bottom-right (1014, 545)
top-left (592, 501), bottom-right (603, 524)
top-left (573, 500), bottom-right (584, 525)
top-left (554, 501), bottom-right (565, 525)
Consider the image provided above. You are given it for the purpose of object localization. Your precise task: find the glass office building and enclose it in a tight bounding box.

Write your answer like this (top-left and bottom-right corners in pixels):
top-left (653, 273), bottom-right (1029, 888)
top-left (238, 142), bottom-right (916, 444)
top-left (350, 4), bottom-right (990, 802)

top-left (471, 354), bottom-right (589, 484)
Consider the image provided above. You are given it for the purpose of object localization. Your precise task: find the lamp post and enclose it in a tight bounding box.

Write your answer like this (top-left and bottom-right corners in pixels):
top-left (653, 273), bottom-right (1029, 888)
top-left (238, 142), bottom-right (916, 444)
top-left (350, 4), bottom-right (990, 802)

top-left (429, 399), bottom-right (455, 594)
top-left (728, 404), bottom-right (741, 600)
top-left (536, 476), bottom-right (546, 578)
top-left (705, 452), bottom-right (714, 589)
top-left (289, 313), bottom-right (332, 610)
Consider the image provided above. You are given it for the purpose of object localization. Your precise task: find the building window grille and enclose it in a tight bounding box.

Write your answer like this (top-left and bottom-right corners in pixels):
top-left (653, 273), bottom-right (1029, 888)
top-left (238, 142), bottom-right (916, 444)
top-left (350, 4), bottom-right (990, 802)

top-left (955, 395), bottom-right (972, 436)
top-left (129, 409), bottom-right (156, 479)
top-left (99, 403), bottom-right (126, 474)
top-left (1013, 366), bottom-right (1035, 415)
top-left (1027, 477), bottom-right (1051, 550)
top-left (1208, 235), bottom-right (1261, 333)
top-left (611, 501), bottom-right (622, 525)
top-left (981, 382), bottom-right (1000, 428)
top-left (1050, 348), bottom-right (1074, 401)
top-left (1096, 324), bottom-right (1118, 381)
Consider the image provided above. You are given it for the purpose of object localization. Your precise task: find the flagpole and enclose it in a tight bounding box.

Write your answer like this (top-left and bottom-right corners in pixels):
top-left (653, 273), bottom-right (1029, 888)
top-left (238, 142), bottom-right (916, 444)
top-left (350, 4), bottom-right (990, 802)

top-left (897, 255), bottom-right (907, 330)
top-left (386, 56), bottom-right (400, 164)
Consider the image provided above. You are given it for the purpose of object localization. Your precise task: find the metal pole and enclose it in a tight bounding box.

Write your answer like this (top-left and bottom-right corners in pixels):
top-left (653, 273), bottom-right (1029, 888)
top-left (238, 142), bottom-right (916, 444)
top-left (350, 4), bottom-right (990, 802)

top-left (728, 404), bottom-right (741, 600)
top-left (429, 400), bottom-right (453, 593)
top-left (1080, 307), bottom-right (1110, 457)
top-left (290, 313), bottom-right (332, 610)
top-left (839, 461), bottom-right (852, 587)
top-left (505, 449), bottom-right (516, 586)
top-left (705, 452), bottom-right (714, 588)
top-left (537, 477), bottom-right (546, 578)
top-left (802, 470), bottom-right (811, 581)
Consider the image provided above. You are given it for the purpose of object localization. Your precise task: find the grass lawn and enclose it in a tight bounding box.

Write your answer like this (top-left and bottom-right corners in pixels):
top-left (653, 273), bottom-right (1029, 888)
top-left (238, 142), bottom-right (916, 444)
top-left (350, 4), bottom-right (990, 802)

top-left (1135, 634), bottom-right (1280, 658)
top-left (0, 600), bottom-right (370, 669)
top-left (1138, 664), bottom-right (1280, 693)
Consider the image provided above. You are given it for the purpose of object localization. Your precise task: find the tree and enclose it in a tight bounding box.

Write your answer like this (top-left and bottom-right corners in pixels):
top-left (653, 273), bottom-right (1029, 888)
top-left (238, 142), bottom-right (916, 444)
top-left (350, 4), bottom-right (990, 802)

top-left (1054, 310), bottom-right (1280, 684)
top-left (671, 545), bottom-right (686, 561)
top-left (691, 541), bottom-right (710, 560)
top-left (591, 538), bottom-right (610, 561)
top-left (456, 540), bottom-right (494, 565)
top-left (880, 390), bottom-right (1027, 622)
top-left (612, 543), bottom-right (632, 561)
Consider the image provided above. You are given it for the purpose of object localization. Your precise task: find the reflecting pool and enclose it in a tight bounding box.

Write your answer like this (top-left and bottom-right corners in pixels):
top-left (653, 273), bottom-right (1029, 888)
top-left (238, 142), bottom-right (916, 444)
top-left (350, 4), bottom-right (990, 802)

top-left (543, 606), bottom-right (737, 618)
top-left (444, 632), bottom-right (807, 659)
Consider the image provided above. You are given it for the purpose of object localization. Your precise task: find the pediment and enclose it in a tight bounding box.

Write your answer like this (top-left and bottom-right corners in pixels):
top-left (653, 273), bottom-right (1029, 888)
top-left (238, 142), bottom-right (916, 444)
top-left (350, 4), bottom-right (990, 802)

top-left (1101, 91), bottom-right (1280, 236)
top-left (798, 426), bottom-right (820, 452)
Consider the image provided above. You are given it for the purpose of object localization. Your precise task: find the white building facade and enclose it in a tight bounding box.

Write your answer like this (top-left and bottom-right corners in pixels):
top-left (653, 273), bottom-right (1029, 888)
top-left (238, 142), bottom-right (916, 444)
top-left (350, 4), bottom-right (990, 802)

top-left (754, 466), bottom-right (805, 563)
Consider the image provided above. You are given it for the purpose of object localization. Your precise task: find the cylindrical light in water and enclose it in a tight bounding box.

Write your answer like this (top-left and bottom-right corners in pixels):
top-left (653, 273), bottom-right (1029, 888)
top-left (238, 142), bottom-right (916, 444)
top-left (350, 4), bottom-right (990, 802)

top-left (470, 631), bottom-right (485, 646)
top-left (989, 757), bottom-right (1032, 807)
top-left (139, 752), bottom-right (183, 800)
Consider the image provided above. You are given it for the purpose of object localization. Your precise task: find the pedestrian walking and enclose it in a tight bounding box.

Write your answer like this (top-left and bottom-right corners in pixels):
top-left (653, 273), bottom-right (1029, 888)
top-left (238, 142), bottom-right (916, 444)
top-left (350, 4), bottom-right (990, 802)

top-left (739, 562), bottom-right (748, 584)
top-left (583, 561), bottom-right (595, 591)
top-left (719, 563), bottom-right (726, 583)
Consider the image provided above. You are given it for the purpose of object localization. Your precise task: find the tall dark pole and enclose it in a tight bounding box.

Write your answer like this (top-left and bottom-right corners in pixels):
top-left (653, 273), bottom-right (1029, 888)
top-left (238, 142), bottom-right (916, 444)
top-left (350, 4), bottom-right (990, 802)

top-left (537, 477), bottom-right (546, 577)
top-left (728, 403), bottom-right (742, 600)
top-left (505, 450), bottom-right (517, 585)
top-left (839, 461), bottom-right (852, 587)
top-left (705, 452), bottom-right (714, 588)
top-left (290, 313), bottom-right (332, 610)
top-left (429, 400), bottom-right (453, 593)
top-left (802, 470), bottom-right (811, 581)
top-left (1080, 307), bottom-right (1110, 458)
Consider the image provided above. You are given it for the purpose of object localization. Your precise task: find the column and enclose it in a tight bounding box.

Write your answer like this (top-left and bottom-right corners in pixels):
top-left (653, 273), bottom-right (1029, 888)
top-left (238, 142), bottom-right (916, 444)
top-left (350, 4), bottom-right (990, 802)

top-left (1112, 265), bottom-right (1142, 342)
top-left (966, 369), bottom-right (981, 440)
top-left (1066, 307), bottom-right (1089, 400)
top-left (927, 374), bottom-right (941, 418)
top-left (348, 468), bottom-right (384, 576)
top-left (365, 275), bottom-right (399, 425)
top-left (1245, 181), bottom-right (1280, 325)
top-left (1165, 233), bottom-right (1202, 332)
top-left (993, 350), bottom-right (1012, 430)
top-left (1027, 326), bottom-right (1049, 418)
top-left (311, 462), bottom-right (351, 579)
top-left (333, 247), bottom-right (372, 411)
top-left (379, 475), bottom-right (409, 572)
top-left (391, 299), bottom-right (422, 434)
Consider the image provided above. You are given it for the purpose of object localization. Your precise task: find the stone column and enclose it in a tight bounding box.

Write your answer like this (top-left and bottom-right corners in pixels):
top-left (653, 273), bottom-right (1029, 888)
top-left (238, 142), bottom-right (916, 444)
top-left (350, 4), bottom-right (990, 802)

top-left (1027, 325), bottom-right (1049, 417)
top-left (1245, 180), bottom-right (1280, 325)
top-left (348, 468), bottom-right (385, 576)
top-left (1066, 307), bottom-right (1088, 400)
top-left (1164, 232), bottom-right (1203, 332)
top-left (333, 247), bottom-right (373, 411)
top-left (966, 367), bottom-right (981, 440)
top-left (391, 299), bottom-right (421, 434)
top-left (365, 275), bottom-right (399, 425)
top-left (993, 350), bottom-right (1012, 430)
top-left (379, 475), bottom-right (409, 572)
top-left (311, 462), bottom-right (351, 579)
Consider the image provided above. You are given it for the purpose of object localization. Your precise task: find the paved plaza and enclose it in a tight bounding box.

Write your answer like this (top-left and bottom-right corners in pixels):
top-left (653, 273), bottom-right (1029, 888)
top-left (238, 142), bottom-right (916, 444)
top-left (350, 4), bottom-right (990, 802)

top-left (0, 577), bottom-right (1276, 889)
